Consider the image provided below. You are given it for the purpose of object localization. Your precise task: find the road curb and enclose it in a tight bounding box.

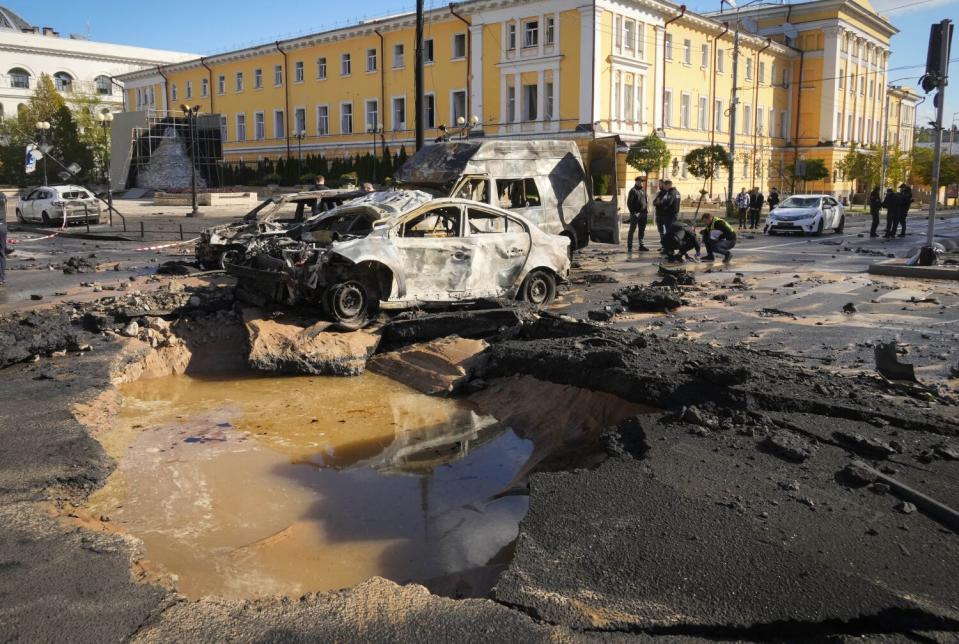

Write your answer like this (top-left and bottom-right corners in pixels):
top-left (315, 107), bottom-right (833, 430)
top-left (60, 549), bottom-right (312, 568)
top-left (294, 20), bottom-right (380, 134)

top-left (868, 261), bottom-right (959, 280)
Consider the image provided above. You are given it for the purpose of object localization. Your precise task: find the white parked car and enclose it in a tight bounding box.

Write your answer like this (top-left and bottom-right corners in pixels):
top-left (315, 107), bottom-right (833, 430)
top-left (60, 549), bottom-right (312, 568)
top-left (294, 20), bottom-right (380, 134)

top-left (227, 193), bottom-right (571, 329)
top-left (15, 185), bottom-right (101, 227)
top-left (764, 194), bottom-right (844, 235)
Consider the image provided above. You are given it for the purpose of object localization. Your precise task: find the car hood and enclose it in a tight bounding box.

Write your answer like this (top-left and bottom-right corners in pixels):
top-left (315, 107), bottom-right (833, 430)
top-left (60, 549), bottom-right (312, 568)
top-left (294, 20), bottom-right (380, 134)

top-left (770, 208), bottom-right (819, 219)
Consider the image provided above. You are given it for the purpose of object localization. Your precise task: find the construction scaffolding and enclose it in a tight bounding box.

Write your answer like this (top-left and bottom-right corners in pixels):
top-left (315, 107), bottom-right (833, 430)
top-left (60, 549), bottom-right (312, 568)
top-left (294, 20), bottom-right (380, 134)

top-left (123, 110), bottom-right (224, 191)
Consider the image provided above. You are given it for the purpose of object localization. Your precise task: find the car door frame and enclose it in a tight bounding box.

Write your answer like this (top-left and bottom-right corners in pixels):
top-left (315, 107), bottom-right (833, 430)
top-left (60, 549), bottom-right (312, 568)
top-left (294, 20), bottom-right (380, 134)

top-left (391, 203), bottom-right (475, 302)
top-left (585, 137), bottom-right (622, 245)
top-left (24, 188), bottom-right (43, 221)
top-left (464, 204), bottom-right (533, 298)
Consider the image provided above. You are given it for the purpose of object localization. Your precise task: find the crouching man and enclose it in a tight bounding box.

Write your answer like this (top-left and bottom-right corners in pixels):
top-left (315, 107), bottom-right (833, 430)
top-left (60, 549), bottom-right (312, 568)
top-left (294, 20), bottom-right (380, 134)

top-left (700, 212), bottom-right (737, 264)
top-left (662, 221), bottom-right (701, 263)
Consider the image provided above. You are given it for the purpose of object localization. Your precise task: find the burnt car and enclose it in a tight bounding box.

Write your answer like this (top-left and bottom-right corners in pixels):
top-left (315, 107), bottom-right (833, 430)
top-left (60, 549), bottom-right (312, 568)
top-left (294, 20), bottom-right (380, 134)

top-left (226, 190), bottom-right (570, 329)
top-left (195, 189), bottom-right (363, 269)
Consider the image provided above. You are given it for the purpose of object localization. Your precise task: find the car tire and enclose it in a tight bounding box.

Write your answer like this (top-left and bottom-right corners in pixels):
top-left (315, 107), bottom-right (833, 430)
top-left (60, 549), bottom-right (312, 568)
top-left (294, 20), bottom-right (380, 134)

top-left (812, 218), bottom-right (824, 236)
top-left (327, 280), bottom-right (374, 331)
top-left (519, 269), bottom-right (557, 308)
top-left (219, 249), bottom-right (241, 270)
top-left (41, 212), bottom-right (51, 226)
top-left (835, 215), bottom-right (845, 234)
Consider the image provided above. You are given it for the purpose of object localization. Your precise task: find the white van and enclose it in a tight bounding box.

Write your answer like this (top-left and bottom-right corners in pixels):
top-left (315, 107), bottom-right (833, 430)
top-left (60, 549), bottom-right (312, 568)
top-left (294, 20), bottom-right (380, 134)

top-left (395, 139), bottom-right (621, 251)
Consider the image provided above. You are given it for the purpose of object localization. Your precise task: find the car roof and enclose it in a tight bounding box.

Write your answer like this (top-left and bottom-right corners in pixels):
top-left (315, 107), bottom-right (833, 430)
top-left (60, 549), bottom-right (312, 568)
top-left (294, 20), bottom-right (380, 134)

top-left (786, 194), bottom-right (829, 199)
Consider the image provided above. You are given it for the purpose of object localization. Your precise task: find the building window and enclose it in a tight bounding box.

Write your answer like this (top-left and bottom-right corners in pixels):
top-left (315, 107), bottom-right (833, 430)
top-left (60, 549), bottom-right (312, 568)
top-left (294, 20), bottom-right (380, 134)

top-left (317, 105), bottom-right (329, 135)
top-left (171, 83), bottom-right (178, 101)
top-left (769, 107), bottom-right (774, 135)
top-left (757, 105), bottom-right (765, 135)
top-left (274, 65), bottom-right (283, 86)
top-left (274, 110), bottom-right (285, 139)
top-left (859, 77), bottom-right (864, 95)
top-left (201, 78), bottom-right (209, 97)
top-left (235, 72), bottom-right (244, 92)
top-left (664, 89), bottom-right (673, 127)
top-left (295, 61), bottom-right (304, 83)
top-left (782, 68), bottom-right (790, 88)
top-left (393, 44), bottom-right (405, 69)
top-left (546, 16), bottom-right (555, 45)
top-left (507, 24), bottom-right (517, 51)
top-left (217, 75), bottom-right (225, 95)
top-left (452, 33), bottom-right (466, 59)
top-left (8, 67), bottom-right (30, 89)
top-left (341, 103), bottom-right (353, 134)
top-left (185, 80), bottom-right (193, 99)
top-left (53, 71), bottom-right (72, 92)
top-left (317, 58), bottom-right (327, 80)
top-left (615, 15), bottom-right (622, 50)
top-left (683, 39), bottom-right (691, 65)
top-left (507, 85), bottom-right (516, 122)
top-left (758, 61), bottom-right (765, 84)
top-left (254, 69), bottom-right (262, 89)
top-left (392, 97), bottom-right (406, 131)
top-left (295, 107), bottom-right (307, 135)
top-left (839, 70), bottom-right (844, 89)
top-left (869, 79), bottom-right (874, 97)
top-left (452, 90), bottom-right (467, 124)
top-left (698, 96), bottom-right (707, 130)
top-left (665, 34), bottom-right (673, 60)
top-left (95, 75), bottom-right (112, 95)
top-left (743, 104), bottom-right (751, 135)
top-left (340, 53), bottom-right (351, 76)
top-left (714, 99), bottom-right (724, 133)
top-left (624, 19), bottom-right (635, 52)
top-left (780, 111), bottom-right (788, 139)
top-left (254, 112), bottom-right (265, 140)
top-left (745, 58), bottom-right (753, 80)
top-left (522, 84), bottom-right (537, 121)
top-left (236, 113), bottom-right (246, 142)
top-left (363, 99), bottom-right (378, 131)
top-left (220, 115), bottom-right (228, 143)
top-left (424, 94), bottom-right (436, 128)
top-left (425, 39), bottom-right (435, 64)
top-left (680, 93), bottom-right (690, 129)
top-left (366, 48), bottom-right (377, 73)
top-left (524, 20), bottom-right (538, 48)
top-left (701, 44), bottom-right (709, 69)
top-left (717, 48), bottom-right (724, 73)
top-left (545, 81), bottom-right (555, 120)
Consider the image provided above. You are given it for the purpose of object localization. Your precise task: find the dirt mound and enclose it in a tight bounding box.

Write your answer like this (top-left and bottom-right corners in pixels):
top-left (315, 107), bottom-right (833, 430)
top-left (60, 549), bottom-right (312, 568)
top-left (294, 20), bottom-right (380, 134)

top-left (615, 286), bottom-right (684, 313)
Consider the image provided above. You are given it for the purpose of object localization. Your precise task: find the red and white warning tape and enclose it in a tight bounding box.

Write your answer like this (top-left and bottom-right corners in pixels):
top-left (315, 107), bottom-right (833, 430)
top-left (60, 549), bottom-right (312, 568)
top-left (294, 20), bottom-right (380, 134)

top-left (8, 213), bottom-right (69, 244)
top-left (129, 238), bottom-right (200, 252)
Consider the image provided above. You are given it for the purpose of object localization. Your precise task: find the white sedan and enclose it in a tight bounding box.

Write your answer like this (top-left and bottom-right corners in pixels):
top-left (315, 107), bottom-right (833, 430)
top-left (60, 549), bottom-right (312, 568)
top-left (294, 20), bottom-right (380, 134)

top-left (764, 194), bottom-right (845, 236)
top-left (16, 185), bottom-right (101, 227)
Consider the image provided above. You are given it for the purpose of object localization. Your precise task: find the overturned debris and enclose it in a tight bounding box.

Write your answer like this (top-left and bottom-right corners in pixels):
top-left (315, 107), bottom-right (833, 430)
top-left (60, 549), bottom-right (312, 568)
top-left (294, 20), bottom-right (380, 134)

top-left (615, 286), bottom-right (684, 313)
top-left (875, 341), bottom-right (918, 382)
top-left (382, 308), bottom-right (528, 348)
top-left (368, 335), bottom-right (489, 395)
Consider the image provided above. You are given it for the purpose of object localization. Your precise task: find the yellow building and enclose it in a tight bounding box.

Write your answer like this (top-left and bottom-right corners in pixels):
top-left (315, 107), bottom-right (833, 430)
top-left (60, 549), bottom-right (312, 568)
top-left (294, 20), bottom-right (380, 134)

top-left (115, 0), bottom-right (919, 199)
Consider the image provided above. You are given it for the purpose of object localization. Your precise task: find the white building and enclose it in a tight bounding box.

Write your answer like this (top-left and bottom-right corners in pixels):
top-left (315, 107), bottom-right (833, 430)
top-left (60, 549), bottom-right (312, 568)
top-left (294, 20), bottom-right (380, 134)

top-left (0, 5), bottom-right (195, 119)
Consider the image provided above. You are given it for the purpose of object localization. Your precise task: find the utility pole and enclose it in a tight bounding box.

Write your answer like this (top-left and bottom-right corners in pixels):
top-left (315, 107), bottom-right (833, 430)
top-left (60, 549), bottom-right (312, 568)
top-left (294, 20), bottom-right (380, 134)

top-left (923, 19), bottom-right (953, 249)
top-left (414, 0), bottom-right (425, 151)
top-left (879, 92), bottom-right (891, 190)
top-left (726, 26), bottom-right (740, 219)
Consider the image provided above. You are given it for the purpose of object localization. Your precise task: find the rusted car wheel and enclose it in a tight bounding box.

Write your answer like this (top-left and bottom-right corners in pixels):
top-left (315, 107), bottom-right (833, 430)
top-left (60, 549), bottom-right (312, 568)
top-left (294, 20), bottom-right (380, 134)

top-left (519, 269), bottom-right (557, 308)
top-left (328, 281), bottom-right (372, 331)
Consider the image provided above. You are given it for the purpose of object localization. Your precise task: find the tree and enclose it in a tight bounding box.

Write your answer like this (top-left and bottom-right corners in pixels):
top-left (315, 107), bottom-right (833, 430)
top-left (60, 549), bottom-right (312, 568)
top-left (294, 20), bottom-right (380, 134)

top-left (0, 74), bottom-right (72, 186)
top-left (684, 144), bottom-right (731, 217)
top-left (626, 134), bottom-right (672, 177)
top-left (910, 147), bottom-right (959, 204)
top-left (786, 158), bottom-right (829, 192)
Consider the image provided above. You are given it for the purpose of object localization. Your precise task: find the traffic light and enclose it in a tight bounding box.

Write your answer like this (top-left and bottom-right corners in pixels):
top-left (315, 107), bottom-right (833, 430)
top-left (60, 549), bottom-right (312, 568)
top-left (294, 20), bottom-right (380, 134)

top-left (924, 19), bottom-right (953, 80)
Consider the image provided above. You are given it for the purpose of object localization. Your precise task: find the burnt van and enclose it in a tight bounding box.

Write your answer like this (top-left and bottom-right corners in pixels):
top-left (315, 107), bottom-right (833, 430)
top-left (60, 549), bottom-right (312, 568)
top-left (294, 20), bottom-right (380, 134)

top-left (395, 138), bottom-right (621, 251)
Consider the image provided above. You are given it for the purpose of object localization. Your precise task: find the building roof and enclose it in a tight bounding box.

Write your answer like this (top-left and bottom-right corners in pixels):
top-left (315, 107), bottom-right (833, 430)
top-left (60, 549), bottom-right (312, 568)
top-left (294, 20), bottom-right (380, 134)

top-left (0, 6), bottom-right (32, 32)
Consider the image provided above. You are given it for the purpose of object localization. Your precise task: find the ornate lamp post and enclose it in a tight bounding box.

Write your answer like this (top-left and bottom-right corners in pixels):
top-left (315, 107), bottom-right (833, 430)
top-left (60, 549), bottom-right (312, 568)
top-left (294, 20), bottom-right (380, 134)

top-left (35, 121), bottom-right (51, 186)
top-left (96, 110), bottom-right (115, 226)
top-left (180, 104), bottom-right (202, 218)
top-left (294, 130), bottom-right (307, 179)
top-left (456, 115), bottom-right (480, 140)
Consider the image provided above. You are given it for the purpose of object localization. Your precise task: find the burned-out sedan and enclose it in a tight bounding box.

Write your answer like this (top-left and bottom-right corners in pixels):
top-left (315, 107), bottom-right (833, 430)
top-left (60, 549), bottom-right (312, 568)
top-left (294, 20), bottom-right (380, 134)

top-left (227, 192), bottom-right (570, 329)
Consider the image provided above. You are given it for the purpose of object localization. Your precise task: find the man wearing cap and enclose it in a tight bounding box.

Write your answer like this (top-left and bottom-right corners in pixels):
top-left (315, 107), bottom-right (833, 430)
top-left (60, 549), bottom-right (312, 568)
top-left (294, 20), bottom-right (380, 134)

top-left (653, 179), bottom-right (681, 249)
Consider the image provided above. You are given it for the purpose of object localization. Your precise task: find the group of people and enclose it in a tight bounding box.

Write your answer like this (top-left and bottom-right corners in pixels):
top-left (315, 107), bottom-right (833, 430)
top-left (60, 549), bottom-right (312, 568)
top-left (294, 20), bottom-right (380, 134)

top-left (626, 177), bottom-right (737, 264)
top-left (735, 187), bottom-right (780, 230)
top-left (868, 183), bottom-right (913, 239)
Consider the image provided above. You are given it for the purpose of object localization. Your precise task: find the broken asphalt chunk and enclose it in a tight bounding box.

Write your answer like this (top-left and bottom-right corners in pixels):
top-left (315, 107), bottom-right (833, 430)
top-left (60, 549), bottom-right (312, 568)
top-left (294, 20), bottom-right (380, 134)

top-left (875, 341), bottom-right (918, 382)
top-left (832, 430), bottom-right (899, 459)
top-left (615, 286), bottom-right (683, 313)
top-left (762, 430), bottom-right (817, 462)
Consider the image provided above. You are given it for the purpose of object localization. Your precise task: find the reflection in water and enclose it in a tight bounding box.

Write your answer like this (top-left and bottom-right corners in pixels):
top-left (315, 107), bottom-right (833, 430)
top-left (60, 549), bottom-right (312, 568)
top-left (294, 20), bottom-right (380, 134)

top-left (84, 372), bottom-right (530, 599)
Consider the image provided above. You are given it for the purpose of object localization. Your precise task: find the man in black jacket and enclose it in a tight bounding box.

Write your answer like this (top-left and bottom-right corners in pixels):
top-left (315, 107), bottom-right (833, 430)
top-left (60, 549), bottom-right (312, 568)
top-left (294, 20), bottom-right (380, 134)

top-left (662, 221), bottom-right (701, 262)
top-left (896, 184), bottom-right (913, 237)
top-left (767, 187), bottom-right (780, 211)
top-left (868, 187), bottom-right (882, 237)
top-left (653, 180), bottom-right (681, 248)
top-left (882, 188), bottom-right (898, 239)
top-left (626, 177), bottom-right (649, 253)
top-left (748, 187), bottom-right (765, 230)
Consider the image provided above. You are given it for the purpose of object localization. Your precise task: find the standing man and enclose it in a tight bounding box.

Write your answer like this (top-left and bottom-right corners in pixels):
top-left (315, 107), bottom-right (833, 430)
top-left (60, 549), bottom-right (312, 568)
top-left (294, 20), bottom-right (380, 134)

top-left (868, 187), bottom-right (882, 238)
top-left (767, 187), bottom-right (780, 212)
top-left (653, 179), bottom-right (681, 249)
top-left (626, 177), bottom-right (649, 253)
top-left (0, 216), bottom-right (6, 286)
top-left (700, 212), bottom-right (737, 264)
top-left (882, 188), bottom-right (898, 239)
top-left (313, 175), bottom-right (329, 191)
top-left (896, 184), bottom-right (913, 238)
top-left (748, 186), bottom-right (765, 230)
top-left (735, 188), bottom-right (750, 229)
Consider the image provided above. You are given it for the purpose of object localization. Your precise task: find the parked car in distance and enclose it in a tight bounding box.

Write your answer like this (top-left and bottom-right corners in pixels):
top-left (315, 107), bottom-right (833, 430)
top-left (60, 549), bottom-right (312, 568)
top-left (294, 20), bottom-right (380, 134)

top-left (764, 194), bottom-right (844, 235)
top-left (15, 185), bottom-right (101, 226)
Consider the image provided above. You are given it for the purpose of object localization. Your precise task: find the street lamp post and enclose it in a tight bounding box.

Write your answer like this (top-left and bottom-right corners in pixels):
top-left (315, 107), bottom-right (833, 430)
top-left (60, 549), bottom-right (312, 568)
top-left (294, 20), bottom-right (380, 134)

top-left (180, 104), bottom-right (202, 218)
top-left (294, 130), bottom-right (307, 180)
top-left (96, 110), bottom-right (115, 227)
top-left (35, 121), bottom-right (51, 186)
top-left (456, 115), bottom-right (481, 140)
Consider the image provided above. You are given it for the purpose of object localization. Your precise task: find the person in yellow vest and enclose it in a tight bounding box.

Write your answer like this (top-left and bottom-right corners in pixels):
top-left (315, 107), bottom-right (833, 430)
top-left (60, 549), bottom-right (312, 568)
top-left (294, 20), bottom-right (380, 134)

top-left (700, 212), bottom-right (737, 264)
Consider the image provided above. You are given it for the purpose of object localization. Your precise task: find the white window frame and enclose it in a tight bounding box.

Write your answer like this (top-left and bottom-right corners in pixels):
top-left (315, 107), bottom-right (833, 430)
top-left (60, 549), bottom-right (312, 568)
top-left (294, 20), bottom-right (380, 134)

top-left (366, 48), bottom-right (378, 73)
top-left (235, 71), bottom-right (244, 93)
top-left (273, 64), bottom-right (283, 87)
top-left (186, 80), bottom-right (193, 99)
top-left (171, 83), bottom-right (178, 101)
top-left (201, 78), bottom-right (209, 97)
top-left (316, 104), bottom-right (330, 136)
top-left (665, 34), bottom-right (673, 60)
top-left (545, 80), bottom-right (555, 121)
top-left (294, 106), bottom-right (307, 135)
top-left (714, 99), bottom-right (724, 133)
top-left (545, 16), bottom-right (556, 46)
top-left (451, 89), bottom-right (467, 125)
top-left (664, 89), bottom-right (673, 128)
top-left (254, 68), bottom-right (263, 89)
top-left (424, 92), bottom-right (436, 129)
top-left (217, 75), bottom-right (225, 95)
top-left (743, 104), bottom-right (751, 135)
top-left (701, 43), bottom-right (709, 69)
top-left (424, 38), bottom-right (435, 64)
top-left (340, 101), bottom-right (354, 134)
top-left (507, 23), bottom-right (517, 51)
top-left (683, 39), bottom-right (691, 65)
top-left (680, 92), bottom-right (691, 129)
top-left (236, 113), bottom-right (247, 142)
top-left (341, 53), bottom-right (352, 77)
top-left (523, 20), bottom-right (538, 49)
top-left (624, 19), bottom-right (635, 52)
top-left (317, 57), bottom-right (327, 80)
top-left (393, 44), bottom-right (405, 69)
top-left (364, 99), bottom-right (379, 132)
top-left (391, 96), bottom-right (407, 132)
top-left (452, 33), bottom-right (467, 60)
top-left (254, 111), bottom-right (265, 141)
top-left (698, 95), bottom-right (708, 130)
top-left (717, 48), bottom-right (724, 73)
top-left (295, 61), bottom-right (304, 83)
top-left (273, 108), bottom-right (285, 139)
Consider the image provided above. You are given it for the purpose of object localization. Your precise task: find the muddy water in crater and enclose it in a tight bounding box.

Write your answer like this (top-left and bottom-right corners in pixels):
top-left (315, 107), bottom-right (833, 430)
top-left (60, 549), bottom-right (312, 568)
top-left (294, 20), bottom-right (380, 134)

top-left (84, 372), bottom-right (531, 599)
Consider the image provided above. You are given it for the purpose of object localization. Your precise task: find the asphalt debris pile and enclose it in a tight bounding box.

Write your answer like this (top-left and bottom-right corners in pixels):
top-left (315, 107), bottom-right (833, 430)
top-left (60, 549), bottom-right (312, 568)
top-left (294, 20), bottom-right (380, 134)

top-left (61, 256), bottom-right (96, 275)
top-left (615, 286), bottom-right (685, 313)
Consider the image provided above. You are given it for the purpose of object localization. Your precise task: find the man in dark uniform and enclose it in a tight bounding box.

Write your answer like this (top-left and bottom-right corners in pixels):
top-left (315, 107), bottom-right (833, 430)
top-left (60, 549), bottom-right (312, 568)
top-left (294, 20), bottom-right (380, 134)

top-left (626, 177), bottom-right (649, 253)
top-left (653, 179), bottom-right (681, 249)
top-left (882, 188), bottom-right (898, 239)
top-left (662, 221), bottom-right (701, 262)
top-left (767, 187), bottom-right (780, 212)
top-left (748, 186), bottom-right (765, 230)
top-left (896, 184), bottom-right (913, 237)
top-left (701, 212), bottom-right (737, 263)
top-left (868, 187), bottom-right (882, 238)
